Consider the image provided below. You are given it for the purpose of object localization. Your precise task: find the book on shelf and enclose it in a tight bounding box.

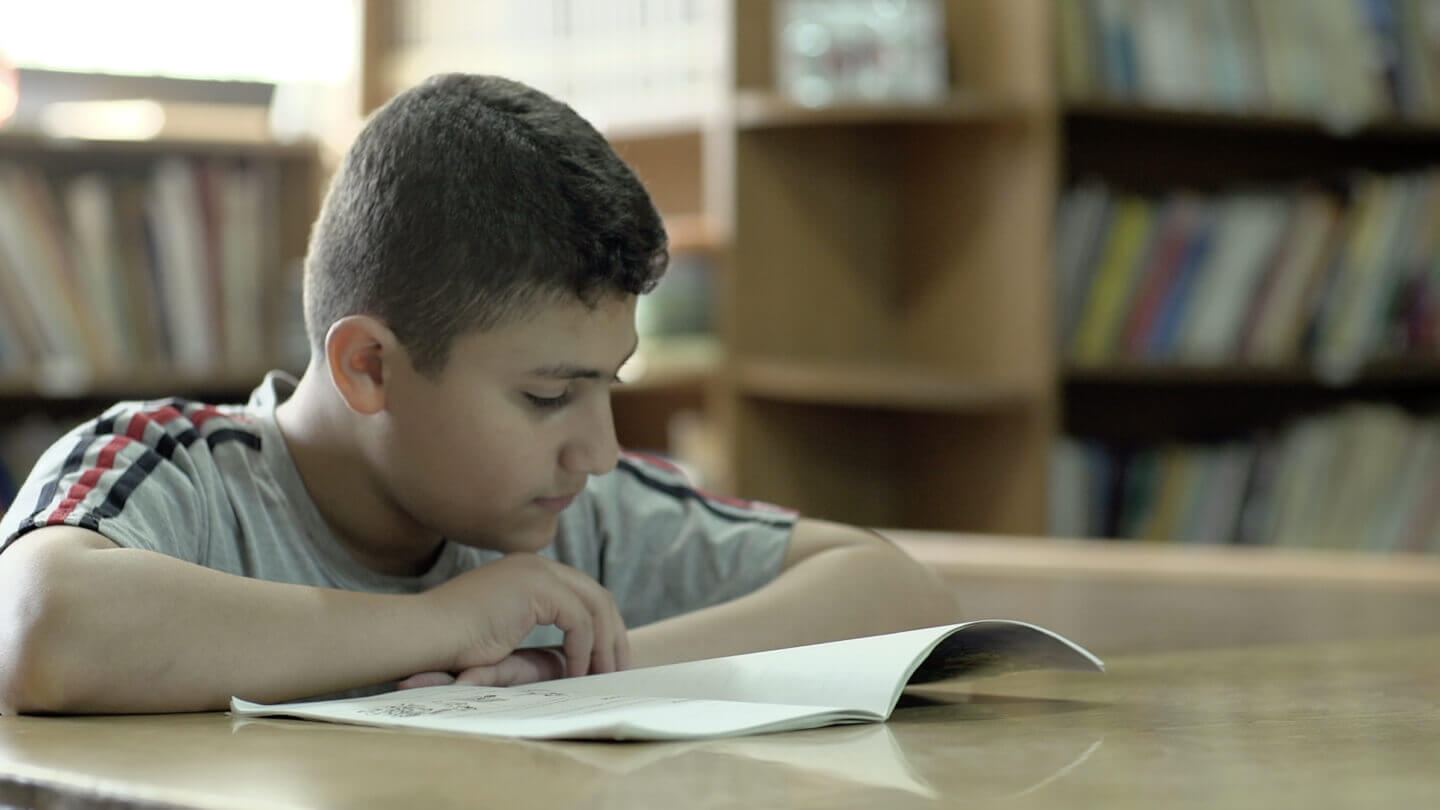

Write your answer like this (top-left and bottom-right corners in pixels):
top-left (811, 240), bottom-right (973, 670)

top-left (1051, 404), bottom-right (1439, 552)
top-left (1205, 0), bottom-right (1266, 111)
top-left (390, 0), bottom-right (726, 134)
top-left (0, 152), bottom-right (283, 383)
top-left (1237, 192), bottom-right (1344, 363)
top-left (1117, 194), bottom-right (1204, 356)
top-left (1056, 0), bottom-right (1098, 101)
top-left (1054, 182), bottom-right (1113, 343)
top-left (0, 415), bottom-right (67, 520)
top-left (127, 179), bottom-right (176, 367)
top-left (1142, 202), bottom-right (1215, 359)
top-left (1130, 0), bottom-right (1207, 106)
top-left (1070, 195), bottom-right (1154, 363)
top-left (149, 157), bottom-right (218, 371)
top-left (233, 621), bottom-right (1105, 742)
top-left (1179, 195), bottom-right (1289, 361)
top-left (1057, 171), bottom-right (1439, 370)
top-left (66, 174), bottom-right (135, 369)
top-left (1314, 173), bottom-right (1434, 374)
top-left (1114, 447), bottom-right (1161, 539)
top-left (0, 165), bottom-right (93, 378)
top-left (1059, 0), bottom-right (1438, 122)
top-left (0, 242), bottom-right (39, 372)
top-left (1090, 0), bottom-right (1141, 99)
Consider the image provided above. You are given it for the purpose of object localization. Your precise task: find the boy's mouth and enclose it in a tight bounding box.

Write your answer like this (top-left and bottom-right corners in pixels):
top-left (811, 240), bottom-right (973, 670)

top-left (532, 492), bottom-right (580, 513)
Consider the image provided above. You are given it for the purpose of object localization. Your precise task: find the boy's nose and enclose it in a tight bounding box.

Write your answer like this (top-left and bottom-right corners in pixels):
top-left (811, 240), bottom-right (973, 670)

top-left (560, 398), bottom-right (620, 477)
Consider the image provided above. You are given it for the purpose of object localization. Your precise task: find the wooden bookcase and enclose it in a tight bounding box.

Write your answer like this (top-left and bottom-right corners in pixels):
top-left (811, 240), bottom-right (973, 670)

top-left (1058, 106), bottom-right (1438, 441)
top-left (1050, 0), bottom-right (1439, 549)
top-left (718, 2), bottom-right (1058, 532)
top-left (0, 133), bottom-right (322, 485)
top-left (359, 0), bottom-right (1438, 545)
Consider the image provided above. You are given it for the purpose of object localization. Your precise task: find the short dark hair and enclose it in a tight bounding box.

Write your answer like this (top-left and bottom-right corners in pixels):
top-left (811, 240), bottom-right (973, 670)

top-left (302, 73), bottom-right (668, 375)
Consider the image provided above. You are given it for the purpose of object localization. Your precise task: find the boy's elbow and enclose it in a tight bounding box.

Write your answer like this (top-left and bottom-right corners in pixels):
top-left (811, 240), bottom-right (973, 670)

top-left (0, 546), bottom-right (83, 714)
top-left (0, 630), bottom-right (65, 715)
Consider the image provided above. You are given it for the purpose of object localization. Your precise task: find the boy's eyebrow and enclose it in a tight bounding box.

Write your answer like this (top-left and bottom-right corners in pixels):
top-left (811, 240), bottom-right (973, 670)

top-left (527, 337), bottom-right (640, 380)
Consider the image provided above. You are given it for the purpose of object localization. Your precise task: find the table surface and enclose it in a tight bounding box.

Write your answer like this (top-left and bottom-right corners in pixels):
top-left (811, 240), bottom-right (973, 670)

top-left (1, 634), bottom-right (1435, 810)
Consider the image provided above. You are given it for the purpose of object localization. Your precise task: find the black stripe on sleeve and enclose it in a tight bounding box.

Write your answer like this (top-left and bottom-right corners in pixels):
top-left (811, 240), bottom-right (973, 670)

top-left (28, 412), bottom-right (115, 521)
top-left (30, 430), bottom-right (106, 522)
top-left (89, 447), bottom-right (167, 521)
top-left (616, 457), bottom-right (796, 528)
top-left (20, 421), bottom-right (262, 536)
top-left (206, 429), bottom-right (262, 452)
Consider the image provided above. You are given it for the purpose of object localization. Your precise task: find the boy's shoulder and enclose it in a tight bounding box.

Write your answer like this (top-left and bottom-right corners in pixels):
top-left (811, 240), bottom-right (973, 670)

top-left (1, 389), bottom-right (278, 554)
top-left (80, 395), bottom-right (262, 456)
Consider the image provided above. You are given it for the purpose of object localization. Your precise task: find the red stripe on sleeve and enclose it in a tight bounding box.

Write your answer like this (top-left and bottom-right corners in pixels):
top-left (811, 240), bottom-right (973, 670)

top-left (124, 405), bottom-right (184, 441)
top-left (45, 436), bottom-right (132, 526)
top-left (151, 405), bottom-right (183, 424)
top-left (189, 405), bottom-right (226, 428)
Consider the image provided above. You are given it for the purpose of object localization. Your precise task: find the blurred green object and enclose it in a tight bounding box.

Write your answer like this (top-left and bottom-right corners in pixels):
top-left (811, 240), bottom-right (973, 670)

top-left (638, 253), bottom-right (714, 338)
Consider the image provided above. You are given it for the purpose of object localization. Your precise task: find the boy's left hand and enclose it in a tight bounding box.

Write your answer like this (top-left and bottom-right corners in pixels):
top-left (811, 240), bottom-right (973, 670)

top-left (398, 646), bottom-right (568, 689)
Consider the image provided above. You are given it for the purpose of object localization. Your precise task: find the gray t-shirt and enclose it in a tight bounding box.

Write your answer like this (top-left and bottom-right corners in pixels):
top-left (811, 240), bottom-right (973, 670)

top-left (0, 372), bottom-right (797, 649)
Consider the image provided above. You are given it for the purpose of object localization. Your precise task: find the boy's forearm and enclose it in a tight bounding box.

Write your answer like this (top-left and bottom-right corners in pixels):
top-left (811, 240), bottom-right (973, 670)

top-left (0, 538), bottom-right (446, 714)
top-left (626, 523), bottom-right (962, 668)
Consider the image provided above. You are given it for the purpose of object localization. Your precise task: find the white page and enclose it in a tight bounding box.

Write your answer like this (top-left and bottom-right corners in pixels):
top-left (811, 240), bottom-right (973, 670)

top-left (544, 620), bottom-right (1102, 717)
top-left (231, 620), bottom-right (1103, 741)
top-left (232, 687), bottom-right (858, 741)
top-left (525, 623), bottom-right (962, 717)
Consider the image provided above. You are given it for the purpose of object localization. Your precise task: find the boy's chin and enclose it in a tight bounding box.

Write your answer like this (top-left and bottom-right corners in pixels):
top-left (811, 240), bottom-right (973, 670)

top-left (450, 519), bottom-right (559, 555)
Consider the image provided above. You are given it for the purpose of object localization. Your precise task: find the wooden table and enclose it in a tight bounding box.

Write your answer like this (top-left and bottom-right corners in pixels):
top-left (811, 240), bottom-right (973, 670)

top-left (3, 536), bottom-right (1436, 808)
top-left (0, 634), bottom-right (1435, 809)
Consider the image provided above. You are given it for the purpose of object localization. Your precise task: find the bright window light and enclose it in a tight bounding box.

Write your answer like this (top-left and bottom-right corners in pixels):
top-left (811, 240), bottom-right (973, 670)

top-left (39, 99), bottom-right (166, 140)
top-left (0, 0), bottom-right (357, 84)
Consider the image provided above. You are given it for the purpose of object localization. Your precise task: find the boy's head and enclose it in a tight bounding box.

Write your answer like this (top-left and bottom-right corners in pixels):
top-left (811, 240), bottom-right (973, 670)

top-left (293, 74), bottom-right (669, 556)
top-left (303, 73), bottom-right (668, 377)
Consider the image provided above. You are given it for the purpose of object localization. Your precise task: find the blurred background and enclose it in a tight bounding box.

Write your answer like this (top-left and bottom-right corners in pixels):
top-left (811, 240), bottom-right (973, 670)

top-left (0, 0), bottom-right (1435, 554)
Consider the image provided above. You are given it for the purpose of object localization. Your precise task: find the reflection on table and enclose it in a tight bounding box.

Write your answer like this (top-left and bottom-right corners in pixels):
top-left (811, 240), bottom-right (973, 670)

top-left (1, 635), bottom-right (1434, 809)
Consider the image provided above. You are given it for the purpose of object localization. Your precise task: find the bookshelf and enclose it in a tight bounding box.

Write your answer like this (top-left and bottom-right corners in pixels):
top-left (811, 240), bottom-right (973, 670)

top-left (360, 1), bottom-right (1435, 548)
top-left (0, 131), bottom-right (322, 506)
top-left (1051, 0), bottom-right (1439, 550)
top-left (719, 1), bottom-right (1057, 532)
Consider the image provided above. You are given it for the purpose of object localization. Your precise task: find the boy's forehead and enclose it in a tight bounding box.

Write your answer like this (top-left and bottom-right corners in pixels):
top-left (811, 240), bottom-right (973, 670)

top-left (456, 295), bottom-right (637, 367)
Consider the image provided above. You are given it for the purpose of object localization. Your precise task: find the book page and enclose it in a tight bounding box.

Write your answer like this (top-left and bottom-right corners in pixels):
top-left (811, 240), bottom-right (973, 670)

top-left (231, 620), bottom-right (1103, 741)
top-left (232, 686), bottom-right (859, 741)
top-left (521, 623), bottom-right (969, 717)
top-left (543, 620), bottom-right (1102, 717)
top-left (908, 620), bottom-right (1107, 684)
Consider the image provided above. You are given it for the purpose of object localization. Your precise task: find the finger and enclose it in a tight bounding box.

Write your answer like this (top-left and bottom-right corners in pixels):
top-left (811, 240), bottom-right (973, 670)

top-left (523, 647), bottom-right (568, 683)
top-left (616, 628), bottom-right (633, 672)
top-left (453, 665), bottom-right (500, 686)
top-left (546, 564), bottom-right (625, 675)
top-left (452, 652), bottom-right (555, 687)
top-left (398, 671), bottom-right (456, 690)
top-left (537, 584), bottom-right (595, 678)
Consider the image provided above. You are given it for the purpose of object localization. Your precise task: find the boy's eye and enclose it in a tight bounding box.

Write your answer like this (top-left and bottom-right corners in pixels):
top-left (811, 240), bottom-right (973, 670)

top-left (524, 391), bottom-right (572, 410)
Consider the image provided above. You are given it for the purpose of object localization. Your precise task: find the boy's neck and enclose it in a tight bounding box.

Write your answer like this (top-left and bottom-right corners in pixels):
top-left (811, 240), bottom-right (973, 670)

top-left (274, 364), bottom-right (446, 576)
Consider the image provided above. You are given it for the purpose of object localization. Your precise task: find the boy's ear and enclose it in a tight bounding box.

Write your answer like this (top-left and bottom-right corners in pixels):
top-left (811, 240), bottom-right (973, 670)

top-left (324, 315), bottom-right (399, 416)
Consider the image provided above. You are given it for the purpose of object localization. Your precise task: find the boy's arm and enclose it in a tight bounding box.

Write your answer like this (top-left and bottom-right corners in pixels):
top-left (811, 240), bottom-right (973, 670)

top-left (0, 526), bottom-right (628, 714)
top-left (624, 518), bottom-right (962, 668)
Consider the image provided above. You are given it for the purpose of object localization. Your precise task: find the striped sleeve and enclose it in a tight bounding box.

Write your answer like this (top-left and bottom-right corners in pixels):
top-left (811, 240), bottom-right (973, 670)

top-left (0, 401), bottom-right (246, 561)
top-left (555, 451), bottom-right (799, 629)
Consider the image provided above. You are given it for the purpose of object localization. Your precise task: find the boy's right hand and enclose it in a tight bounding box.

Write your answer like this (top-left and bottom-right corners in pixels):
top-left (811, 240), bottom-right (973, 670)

top-left (422, 553), bottom-right (629, 682)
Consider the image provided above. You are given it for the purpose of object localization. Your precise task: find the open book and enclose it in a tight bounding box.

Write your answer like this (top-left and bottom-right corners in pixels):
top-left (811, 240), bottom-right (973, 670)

top-left (231, 620), bottom-right (1104, 741)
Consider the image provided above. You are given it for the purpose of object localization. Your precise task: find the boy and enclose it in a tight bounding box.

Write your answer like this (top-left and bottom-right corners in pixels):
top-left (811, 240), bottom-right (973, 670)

top-left (0, 74), bottom-right (959, 715)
